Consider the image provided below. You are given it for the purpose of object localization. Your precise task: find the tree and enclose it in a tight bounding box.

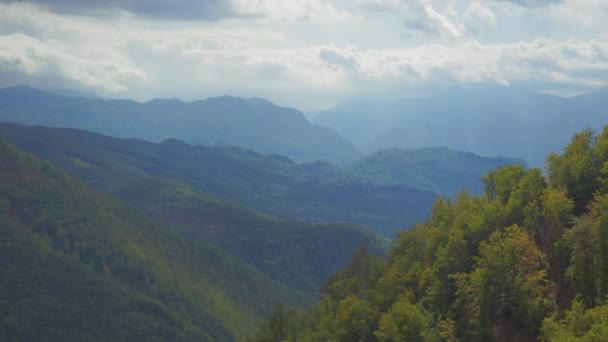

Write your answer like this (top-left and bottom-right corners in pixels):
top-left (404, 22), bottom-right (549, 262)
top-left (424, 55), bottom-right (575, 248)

top-left (547, 129), bottom-right (600, 215)
top-left (333, 295), bottom-right (378, 342)
top-left (375, 296), bottom-right (437, 342)
top-left (454, 225), bottom-right (555, 340)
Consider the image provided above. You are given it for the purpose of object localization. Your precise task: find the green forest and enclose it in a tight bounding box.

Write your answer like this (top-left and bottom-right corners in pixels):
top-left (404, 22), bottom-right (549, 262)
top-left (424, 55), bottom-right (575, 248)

top-left (251, 126), bottom-right (608, 341)
top-left (0, 139), bottom-right (309, 341)
top-left (3, 120), bottom-right (608, 341)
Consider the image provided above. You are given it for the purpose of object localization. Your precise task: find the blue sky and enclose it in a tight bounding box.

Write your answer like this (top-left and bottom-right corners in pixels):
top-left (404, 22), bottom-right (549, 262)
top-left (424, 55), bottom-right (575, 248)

top-left (0, 0), bottom-right (607, 110)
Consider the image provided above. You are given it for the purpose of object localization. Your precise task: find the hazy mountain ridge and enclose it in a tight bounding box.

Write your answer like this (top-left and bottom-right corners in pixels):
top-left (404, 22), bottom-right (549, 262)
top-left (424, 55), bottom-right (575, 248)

top-left (0, 123), bottom-right (528, 236)
top-left (0, 123), bottom-right (436, 236)
top-left (314, 84), bottom-right (608, 166)
top-left (0, 85), bottom-right (361, 165)
top-left (347, 147), bottom-right (527, 195)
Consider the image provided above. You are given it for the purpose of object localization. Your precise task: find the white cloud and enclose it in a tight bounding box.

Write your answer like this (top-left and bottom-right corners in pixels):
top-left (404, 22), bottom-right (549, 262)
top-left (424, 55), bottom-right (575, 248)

top-left (0, 33), bottom-right (147, 93)
top-left (467, 2), bottom-right (497, 25)
top-left (421, 1), bottom-right (467, 38)
top-left (361, 0), bottom-right (471, 39)
top-left (232, 0), bottom-right (353, 22)
top-left (357, 0), bottom-right (401, 11)
top-left (491, 0), bottom-right (563, 7)
top-left (546, 0), bottom-right (608, 27)
top-left (0, 2), bottom-right (607, 110)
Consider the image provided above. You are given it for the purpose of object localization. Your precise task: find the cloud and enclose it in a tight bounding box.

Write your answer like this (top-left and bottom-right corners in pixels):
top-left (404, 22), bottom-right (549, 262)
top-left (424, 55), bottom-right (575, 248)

top-left (357, 0), bottom-right (401, 12)
top-left (492, 0), bottom-right (563, 7)
top-left (359, 0), bottom-right (469, 39)
top-left (0, 33), bottom-right (147, 93)
top-left (420, 2), bottom-right (467, 38)
top-left (234, 0), bottom-right (352, 21)
top-left (319, 47), bottom-right (359, 70)
top-left (467, 2), bottom-right (497, 25)
top-left (545, 0), bottom-right (608, 27)
top-left (0, 0), bottom-right (236, 20)
top-left (0, 0), bottom-right (352, 22)
top-left (0, 2), bottom-right (607, 110)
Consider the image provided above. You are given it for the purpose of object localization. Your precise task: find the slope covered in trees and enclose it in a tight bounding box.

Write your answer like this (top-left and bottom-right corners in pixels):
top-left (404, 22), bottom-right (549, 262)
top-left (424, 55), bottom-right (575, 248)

top-left (0, 140), bottom-right (310, 341)
top-left (347, 147), bottom-right (525, 195)
top-left (0, 85), bottom-right (361, 165)
top-left (109, 177), bottom-right (388, 296)
top-left (0, 123), bottom-right (527, 237)
top-left (251, 126), bottom-right (608, 341)
top-left (0, 123), bottom-right (435, 236)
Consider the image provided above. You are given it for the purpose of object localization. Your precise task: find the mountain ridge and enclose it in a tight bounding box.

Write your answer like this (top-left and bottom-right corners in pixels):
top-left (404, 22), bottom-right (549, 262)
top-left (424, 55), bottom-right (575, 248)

top-left (0, 85), bottom-right (361, 165)
top-left (313, 84), bottom-right (608, 166)
top-left (0, 123), bottom-right (528, 236)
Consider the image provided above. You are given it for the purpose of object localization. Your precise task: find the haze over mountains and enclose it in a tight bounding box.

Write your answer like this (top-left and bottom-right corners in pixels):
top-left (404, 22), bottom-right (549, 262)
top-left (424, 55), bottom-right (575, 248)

top-left (4, 84), bottom-right (606, 170)
top-left (314, 84), bottom-right (608, 166)
top-left (0, 123), bottom-right (521, 237)
top-left (0, 83), bottom-right (605, 341)
top-left (1, 83), bottom-right (606, 340)
top-left (0, 85), bottom-right (360, 165)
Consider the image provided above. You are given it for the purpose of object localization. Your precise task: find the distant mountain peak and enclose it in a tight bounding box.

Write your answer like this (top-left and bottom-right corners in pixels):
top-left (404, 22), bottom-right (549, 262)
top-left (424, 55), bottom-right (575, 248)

top-left (0, 84), bottom-right (48, 95)
top-left (0, 85), bottom-right (361, 165)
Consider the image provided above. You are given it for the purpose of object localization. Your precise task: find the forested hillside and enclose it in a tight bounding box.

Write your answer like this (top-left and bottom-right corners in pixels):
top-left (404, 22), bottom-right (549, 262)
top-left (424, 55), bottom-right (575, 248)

top-left (0, 140), bottom-right (310, 341)
top-left (348, 147), bottom-right (525, 195)
top-left (0, 123), bottom-right (527, 237)
top-left (0, 123), bottom-right (436, 236)
top-left (109, 177), bottom-right (388, 296)
top-left (251, 126), bottom-right (608, 341)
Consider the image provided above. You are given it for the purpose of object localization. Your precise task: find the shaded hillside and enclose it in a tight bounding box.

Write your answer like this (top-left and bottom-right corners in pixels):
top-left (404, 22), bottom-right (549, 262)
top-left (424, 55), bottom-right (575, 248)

top-left (0, 85), bottom-right (360, 165)
top-left (112, 177), bottom-right (388, 296)
top-left (0, 123), bottom-right (436, 236)
top-left (314, 84), bottom-right (608, 166)
top-left (348, 147), bottom-right (526, 195)
top-left (0, 140), bottom-right (309, 341)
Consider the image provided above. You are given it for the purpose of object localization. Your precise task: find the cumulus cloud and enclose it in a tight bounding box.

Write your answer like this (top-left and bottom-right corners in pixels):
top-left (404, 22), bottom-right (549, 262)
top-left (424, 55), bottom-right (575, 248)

top-left (319, 47), bottom-right (359, 70)
top-left (545, 0), bottom-right (608, 27)
top-left (467, 2), bottom-right (497, 25)
top-left (0, 0), bottom-right (236, 20)
top-left (0, 1), bottom-right (607, 110)
top-left (357, 0), bottom-right (401, 12)
top-left (492, 0), bottom-right (563, 7)
top-left (0, 33), bottom-right (147, 93)
top-left (233, 0), bottom-right (352, 21)
top-left (357, 0), bottom-right (470, 39)
top-left (0, 0), bottom-right (351, 22)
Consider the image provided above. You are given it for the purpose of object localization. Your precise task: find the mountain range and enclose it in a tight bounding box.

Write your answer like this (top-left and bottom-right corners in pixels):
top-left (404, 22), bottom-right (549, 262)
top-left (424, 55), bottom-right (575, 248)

top-left (0, 84), bottom-right (575, 341)
top-left (0, 85), bottom-right (360, 165)
top-left (0, 123), bottom-right (521, 236)
top-left (314, 84), bottom-right (608, 166)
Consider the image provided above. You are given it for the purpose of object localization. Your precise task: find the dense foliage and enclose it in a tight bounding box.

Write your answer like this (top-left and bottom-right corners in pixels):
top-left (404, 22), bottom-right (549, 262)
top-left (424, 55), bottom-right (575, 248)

top-left (0, 140), bottom-right (309, 340)
top-left (252, 126), bottom-right (608, 341)
top-left (348, 147), bottom-right (524, 195)
top-left (110, 176), bottom-right (388, 296)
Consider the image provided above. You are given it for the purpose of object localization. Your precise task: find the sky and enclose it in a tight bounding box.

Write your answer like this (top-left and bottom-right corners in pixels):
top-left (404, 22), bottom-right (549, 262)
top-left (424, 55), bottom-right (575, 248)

top-left (0, 0), bottom-right (607, 111)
